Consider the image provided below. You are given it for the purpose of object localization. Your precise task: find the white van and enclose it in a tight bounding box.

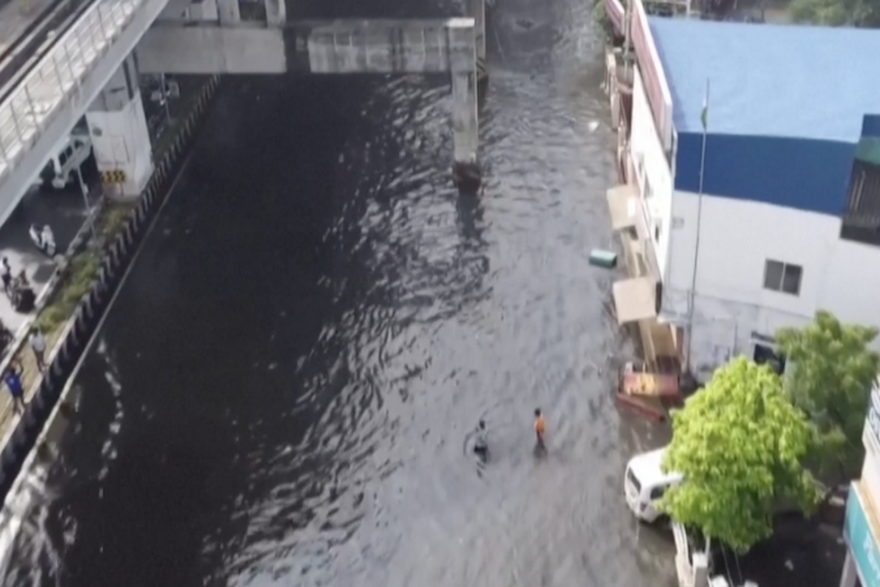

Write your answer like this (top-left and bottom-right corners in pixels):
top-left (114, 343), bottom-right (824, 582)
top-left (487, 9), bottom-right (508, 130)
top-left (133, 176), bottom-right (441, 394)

top-left (39, 130), bottom-right (93, 190)
top-left (624, 447), bottom-right (683, 523)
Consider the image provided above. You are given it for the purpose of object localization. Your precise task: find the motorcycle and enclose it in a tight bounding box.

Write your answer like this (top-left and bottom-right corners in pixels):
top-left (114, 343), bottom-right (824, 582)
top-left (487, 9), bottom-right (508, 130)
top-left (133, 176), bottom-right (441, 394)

top-left (29, 223), bottom-right (56, 257)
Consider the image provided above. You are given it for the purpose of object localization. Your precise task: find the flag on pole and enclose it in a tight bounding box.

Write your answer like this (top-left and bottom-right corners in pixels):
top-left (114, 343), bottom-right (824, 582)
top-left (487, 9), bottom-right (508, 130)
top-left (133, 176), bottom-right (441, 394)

top-left (700, 79), bottom-right (710, 131)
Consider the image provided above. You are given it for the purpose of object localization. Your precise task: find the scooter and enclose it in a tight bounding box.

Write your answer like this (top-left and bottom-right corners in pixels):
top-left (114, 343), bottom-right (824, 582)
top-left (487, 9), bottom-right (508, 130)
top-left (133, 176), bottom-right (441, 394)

top-left (29, 223), bottom-right (56, 257)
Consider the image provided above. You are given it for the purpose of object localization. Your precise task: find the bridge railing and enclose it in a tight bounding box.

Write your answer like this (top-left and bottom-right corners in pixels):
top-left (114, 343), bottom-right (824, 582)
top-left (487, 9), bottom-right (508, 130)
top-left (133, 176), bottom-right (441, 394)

top-left (0, 0), bottom-right (140, 181)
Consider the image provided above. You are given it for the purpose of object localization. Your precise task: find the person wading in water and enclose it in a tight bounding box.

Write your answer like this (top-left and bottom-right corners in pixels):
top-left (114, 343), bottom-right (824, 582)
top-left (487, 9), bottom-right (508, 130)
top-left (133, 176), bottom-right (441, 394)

top-left (534, 408), bottom-right (546, 454)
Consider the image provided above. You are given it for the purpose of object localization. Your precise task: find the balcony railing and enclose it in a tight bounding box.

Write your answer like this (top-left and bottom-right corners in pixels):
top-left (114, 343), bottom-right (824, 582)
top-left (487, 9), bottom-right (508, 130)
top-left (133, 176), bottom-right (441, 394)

top-left (0, 0), bottom-right (140, 183)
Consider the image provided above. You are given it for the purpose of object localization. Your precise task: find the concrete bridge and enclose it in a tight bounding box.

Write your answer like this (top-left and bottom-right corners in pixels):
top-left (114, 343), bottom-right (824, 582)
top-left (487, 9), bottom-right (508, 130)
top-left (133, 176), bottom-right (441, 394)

top-left (0, 0), bottom-right (486, 230)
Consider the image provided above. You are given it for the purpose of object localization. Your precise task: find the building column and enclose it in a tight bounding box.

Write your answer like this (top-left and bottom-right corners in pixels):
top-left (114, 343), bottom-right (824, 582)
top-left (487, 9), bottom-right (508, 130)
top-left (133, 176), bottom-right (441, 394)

top-left (216, 0), bottom-right (240, 24)
top-left (840, 551), bottom-right (859, 587)
top-left (85, 55), bottom-right (153, 199)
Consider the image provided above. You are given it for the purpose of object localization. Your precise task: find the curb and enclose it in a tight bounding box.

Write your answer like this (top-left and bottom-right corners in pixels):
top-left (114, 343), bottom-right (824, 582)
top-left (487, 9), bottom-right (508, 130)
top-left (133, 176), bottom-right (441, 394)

top-left (0, 74), bottom-right (223, 502)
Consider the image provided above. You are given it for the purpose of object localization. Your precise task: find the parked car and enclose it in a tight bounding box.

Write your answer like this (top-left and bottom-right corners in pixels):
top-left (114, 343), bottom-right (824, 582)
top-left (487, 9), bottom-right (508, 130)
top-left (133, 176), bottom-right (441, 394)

top-left (39, 129), bottom-right (94, 190)
top-left (623, 446), bottom-right (683, 523)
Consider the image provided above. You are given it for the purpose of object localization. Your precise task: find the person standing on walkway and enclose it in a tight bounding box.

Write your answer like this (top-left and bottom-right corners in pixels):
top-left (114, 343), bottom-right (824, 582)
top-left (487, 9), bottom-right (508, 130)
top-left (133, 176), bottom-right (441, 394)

top-left (1, 257), bottom-right (12, 297)
top-left (4, 362), bottom-right (26, 414)
top-left (29, 328), bottom-right (46, 371)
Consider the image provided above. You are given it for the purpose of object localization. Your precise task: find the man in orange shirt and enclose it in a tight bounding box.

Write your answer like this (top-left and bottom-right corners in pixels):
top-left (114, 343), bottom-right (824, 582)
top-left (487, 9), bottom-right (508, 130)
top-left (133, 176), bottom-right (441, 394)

top-left (534, 408), bottom-right (546, 451)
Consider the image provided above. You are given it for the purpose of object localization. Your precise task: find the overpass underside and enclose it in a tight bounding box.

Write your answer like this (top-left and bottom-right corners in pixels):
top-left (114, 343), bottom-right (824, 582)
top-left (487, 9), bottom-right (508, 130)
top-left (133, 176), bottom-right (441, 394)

top-left (137, 17), bottom-right (482, 166)
top-left (0, 0), bottom-right (483, 228)
top-left (136, 9), bottom-right (485, 172)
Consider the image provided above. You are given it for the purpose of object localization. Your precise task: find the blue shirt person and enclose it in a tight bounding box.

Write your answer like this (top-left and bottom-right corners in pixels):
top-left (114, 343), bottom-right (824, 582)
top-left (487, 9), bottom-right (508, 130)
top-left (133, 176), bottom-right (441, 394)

top-left (4, 364), bottom-right (25, 413)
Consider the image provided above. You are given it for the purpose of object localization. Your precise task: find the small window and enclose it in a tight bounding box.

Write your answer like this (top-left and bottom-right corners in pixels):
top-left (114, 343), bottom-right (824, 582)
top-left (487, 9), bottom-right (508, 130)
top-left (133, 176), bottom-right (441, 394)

top-left (654, 224), bottom-right (661, 242)
top-left (763, 259), bottom-right (802, 296)
top-left (58, 150), bottom-right (69, 166)
top-left (649, 485), bottom-right (666, 500)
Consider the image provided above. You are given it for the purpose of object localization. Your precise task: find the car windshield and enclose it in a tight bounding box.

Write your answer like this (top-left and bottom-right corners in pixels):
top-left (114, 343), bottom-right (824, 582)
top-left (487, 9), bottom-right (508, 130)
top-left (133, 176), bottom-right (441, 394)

top-left (626, 467), bottom-right (641, 493)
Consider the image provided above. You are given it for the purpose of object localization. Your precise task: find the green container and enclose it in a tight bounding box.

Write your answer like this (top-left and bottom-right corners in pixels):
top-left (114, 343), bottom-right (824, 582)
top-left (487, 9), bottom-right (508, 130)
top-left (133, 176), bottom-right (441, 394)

top-left (589, 249), bottom-right (617, 269)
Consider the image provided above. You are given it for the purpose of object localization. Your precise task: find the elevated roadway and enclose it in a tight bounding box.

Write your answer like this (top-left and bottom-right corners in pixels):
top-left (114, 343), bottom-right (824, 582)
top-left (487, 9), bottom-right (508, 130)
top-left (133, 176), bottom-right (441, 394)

top-left (0, 0), bottom-right (96, 93)
top-left (0, 0), bottom-right (169, 228)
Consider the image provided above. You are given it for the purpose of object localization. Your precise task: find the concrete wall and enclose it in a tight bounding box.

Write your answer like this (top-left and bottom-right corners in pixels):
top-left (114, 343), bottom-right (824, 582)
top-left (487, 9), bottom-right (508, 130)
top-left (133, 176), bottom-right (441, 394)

top-left (630, 67), bottom-right (674, 281)
top-left (137, 26), bottom-right (287, 74)
top-left (137, 19), bottom-right (477, 75)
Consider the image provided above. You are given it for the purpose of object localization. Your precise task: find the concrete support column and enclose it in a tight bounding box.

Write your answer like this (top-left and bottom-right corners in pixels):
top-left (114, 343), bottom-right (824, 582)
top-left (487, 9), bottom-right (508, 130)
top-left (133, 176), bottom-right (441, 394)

top-left (216, 0), bottom-right (240, 24)
top-left (447, 19), bottom-right (480, 191)
top-left (466, 0), bottom-right (486, 83)
top-left (85, 55), bottom-right (153, 199)
top-left (192, 0), bottom-right (219, 21)
top-left (264, 0), bottom-right (285, 26)
top-left (839, 551), bottom-right (859, 587)
top-left (451, 71), bottom-right (477, 166)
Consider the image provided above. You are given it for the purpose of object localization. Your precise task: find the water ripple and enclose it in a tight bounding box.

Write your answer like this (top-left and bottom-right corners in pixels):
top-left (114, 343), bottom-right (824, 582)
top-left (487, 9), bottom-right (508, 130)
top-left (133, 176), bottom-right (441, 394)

top-left (0, 0), bottom-right (679, 585)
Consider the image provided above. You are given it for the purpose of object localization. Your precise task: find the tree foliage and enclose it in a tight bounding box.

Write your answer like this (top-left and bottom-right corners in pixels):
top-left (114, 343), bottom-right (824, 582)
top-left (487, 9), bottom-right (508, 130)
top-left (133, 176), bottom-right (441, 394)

top-left (789, 0), bottom-right (880, 27)
top-left (661, 358), bottom-right (821, 553)
top-left (776, 310), bottom-right (880, 482)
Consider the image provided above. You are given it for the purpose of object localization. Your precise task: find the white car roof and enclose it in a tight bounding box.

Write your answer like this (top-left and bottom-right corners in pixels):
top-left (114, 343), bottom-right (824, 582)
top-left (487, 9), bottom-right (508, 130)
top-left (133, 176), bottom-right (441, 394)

top-left (627, 447), bottom-right (683, 486)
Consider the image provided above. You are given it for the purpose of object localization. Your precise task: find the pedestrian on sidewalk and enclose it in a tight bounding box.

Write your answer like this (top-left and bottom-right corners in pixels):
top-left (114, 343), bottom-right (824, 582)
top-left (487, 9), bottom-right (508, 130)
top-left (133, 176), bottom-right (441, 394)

top-left (4, 362), bottom-right (26, 414)
top-left (1, 258), bottom-right (12, 298)
top-left (29, 328), bottom-right (46, 371)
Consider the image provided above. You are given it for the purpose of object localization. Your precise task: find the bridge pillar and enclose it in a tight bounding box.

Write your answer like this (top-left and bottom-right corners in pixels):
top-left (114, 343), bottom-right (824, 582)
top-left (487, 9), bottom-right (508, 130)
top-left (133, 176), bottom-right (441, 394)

top-left (448, 20), bottom-right (480, 191)
top-left (466, 0), bottom-right (487, 84)
top-left (217, 0), bottom-right (241, 24)
top-left (264, 0), bottom-right (285, 26)
top-left (85, 56), bottom-right (154, 199)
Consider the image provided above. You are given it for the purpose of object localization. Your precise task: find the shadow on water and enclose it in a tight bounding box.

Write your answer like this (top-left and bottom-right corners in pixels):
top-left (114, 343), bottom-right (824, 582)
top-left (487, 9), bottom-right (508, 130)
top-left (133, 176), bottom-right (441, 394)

top-left (0, 0), bottom-right (702, 585)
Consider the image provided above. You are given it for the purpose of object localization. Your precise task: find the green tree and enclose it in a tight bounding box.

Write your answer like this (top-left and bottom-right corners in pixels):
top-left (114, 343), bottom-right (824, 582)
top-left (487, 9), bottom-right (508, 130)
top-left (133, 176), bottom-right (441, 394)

top-left (661, 358), bottom-right (821, 553)
top-left (776, 310), bottom-right (879, 482)
top-left (789, 0), bottom-right (880, 27)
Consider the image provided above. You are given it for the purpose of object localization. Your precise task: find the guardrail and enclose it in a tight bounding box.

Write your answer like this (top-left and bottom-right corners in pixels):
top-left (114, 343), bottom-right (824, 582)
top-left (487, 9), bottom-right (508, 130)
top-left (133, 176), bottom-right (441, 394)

top-left (0, 200), bottom-right (102, 436)
top-left (0, 0), bottom-right (140, 180)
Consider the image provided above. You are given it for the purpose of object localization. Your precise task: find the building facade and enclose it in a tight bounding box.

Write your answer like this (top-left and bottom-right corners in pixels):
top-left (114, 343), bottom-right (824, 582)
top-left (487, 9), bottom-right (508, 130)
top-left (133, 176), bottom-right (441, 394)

top-left (840, 384), bottom-right (880, 587)
top-left (618, 17), bottom-right (880, 381)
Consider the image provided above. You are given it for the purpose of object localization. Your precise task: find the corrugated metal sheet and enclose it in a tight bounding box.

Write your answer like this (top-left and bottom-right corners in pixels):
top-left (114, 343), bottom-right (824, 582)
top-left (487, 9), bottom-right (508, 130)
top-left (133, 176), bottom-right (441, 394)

top-left (649, 18), bottom-right (880, 142)
top-left (632, 0), bottom-right (672, 151)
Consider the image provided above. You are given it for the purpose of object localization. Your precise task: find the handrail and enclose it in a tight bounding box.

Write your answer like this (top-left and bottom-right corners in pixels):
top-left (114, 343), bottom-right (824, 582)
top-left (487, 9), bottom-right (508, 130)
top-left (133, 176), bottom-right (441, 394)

top-left (0, 0), bottom-right (140, 178)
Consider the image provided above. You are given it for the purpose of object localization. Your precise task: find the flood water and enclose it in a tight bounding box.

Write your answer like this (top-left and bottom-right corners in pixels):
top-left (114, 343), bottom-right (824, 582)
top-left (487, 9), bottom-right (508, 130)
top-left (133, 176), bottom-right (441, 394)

top-left (0, 0), bottom-right (683, 584)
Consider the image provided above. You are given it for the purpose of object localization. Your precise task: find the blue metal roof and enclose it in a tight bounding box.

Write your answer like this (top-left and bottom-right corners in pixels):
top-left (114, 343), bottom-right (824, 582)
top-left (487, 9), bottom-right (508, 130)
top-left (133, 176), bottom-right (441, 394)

top-left (649, 18), bottom-right (880, 142)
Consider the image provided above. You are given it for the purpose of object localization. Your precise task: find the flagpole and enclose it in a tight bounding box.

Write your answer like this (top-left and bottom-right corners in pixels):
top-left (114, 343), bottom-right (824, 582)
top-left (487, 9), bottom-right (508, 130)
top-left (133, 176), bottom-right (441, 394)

top-left (685, 78), bottom-right (709, 372)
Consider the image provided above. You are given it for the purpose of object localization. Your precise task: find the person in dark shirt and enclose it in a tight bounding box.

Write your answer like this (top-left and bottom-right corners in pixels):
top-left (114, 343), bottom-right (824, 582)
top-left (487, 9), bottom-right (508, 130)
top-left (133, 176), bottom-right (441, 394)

top-left (1, 258), bottom-right (11, 298)
top-left (4, 362), bottom-right (25, 413)
top-left (473, 419), bottom-right (488, 458)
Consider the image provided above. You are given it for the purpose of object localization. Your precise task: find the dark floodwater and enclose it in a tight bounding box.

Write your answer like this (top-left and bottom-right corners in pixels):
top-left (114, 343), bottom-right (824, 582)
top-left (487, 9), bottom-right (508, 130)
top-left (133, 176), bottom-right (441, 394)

top-left (0, 0), bottom-right (684, 585)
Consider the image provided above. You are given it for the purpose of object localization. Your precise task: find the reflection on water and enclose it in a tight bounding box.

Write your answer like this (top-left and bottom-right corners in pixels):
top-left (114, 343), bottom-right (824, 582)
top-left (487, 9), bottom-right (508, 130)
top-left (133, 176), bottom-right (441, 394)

top-left (1, 0), bottom-right (682, 585)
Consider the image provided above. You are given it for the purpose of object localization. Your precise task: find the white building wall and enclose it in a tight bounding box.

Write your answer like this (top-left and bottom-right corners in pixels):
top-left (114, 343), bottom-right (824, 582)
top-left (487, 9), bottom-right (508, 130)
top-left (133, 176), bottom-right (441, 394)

top-left (626, 66), bottom-right (880, 380)
top-left (629, 67), bottom-right (674, 280)
top-left (666, 189), bottom-right (880, 378)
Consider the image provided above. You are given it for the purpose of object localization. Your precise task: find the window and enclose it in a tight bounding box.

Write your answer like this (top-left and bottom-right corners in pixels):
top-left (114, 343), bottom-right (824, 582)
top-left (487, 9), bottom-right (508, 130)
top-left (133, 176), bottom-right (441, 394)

top-left (649, 485), bottom-right (666, 500)
top-left (763, 260), bottom-right (802, 296)
top-left (841, 159), bottom-right (880, 246)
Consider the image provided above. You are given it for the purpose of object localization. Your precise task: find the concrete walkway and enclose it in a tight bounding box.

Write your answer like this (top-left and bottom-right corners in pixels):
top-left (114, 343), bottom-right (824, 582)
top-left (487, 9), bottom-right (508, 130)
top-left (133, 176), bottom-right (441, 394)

top-left (0, 185), bottom-right (98, 336)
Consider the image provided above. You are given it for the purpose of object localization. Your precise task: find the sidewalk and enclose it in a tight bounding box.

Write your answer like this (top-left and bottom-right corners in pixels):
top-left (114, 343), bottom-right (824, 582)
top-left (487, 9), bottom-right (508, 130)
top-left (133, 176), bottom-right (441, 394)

top-left (0, 186), bottom-right (98, 338)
